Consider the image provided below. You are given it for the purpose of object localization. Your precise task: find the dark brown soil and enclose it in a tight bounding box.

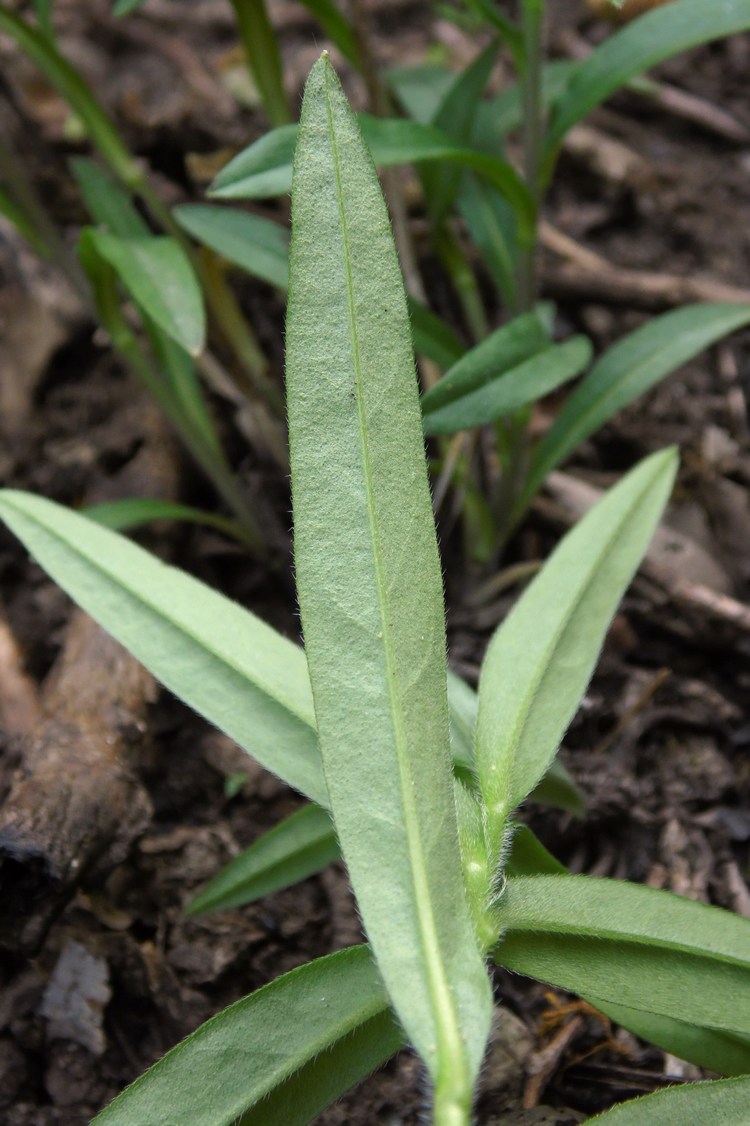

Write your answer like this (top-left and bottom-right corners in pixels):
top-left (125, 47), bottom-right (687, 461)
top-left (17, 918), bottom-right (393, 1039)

top-left (1, 1), bottom-right (749, 1123)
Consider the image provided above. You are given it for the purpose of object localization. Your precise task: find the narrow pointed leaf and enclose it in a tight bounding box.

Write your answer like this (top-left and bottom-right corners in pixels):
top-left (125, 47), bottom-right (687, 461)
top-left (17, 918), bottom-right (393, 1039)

top-left (173, 203), bottom-right (290, 290)
top-left (504, 824), bottom-right (568, 878)
top-left (86, 230), bottom-right (205, 354)
top-left (544, 0), bottom-right (750, 167)
top-left (423, 336), bottom-right (591, 435)
top-left (186, 804), bottom-right (338, 915)
top-left (421, 41), bottom-right (498, 226)
top-left (421, 310), bottom-right (550, 416)
top-left (590, 1000), bottom-right (750, 1077)
top-left (494, 875), bottom-right (750, 1037)
top-left (521, 305), bottom-right (750, 513)
top-left (408, 298), bottom-right (465, 368)
top-left (476, 449), bottom-right (677, 863)
top-left (588, 1077), bottom-right (750, 1125)
top-left (0, 491), bottom-right (327, 806)
top-left (83, 498), bottom-right (254, 547)
top-left (92, 945), bottom-right (402, 1126)
top-left (286, 55), bottom-right (492, 1088)
top-left (457, 175), bottom-right (518, 307)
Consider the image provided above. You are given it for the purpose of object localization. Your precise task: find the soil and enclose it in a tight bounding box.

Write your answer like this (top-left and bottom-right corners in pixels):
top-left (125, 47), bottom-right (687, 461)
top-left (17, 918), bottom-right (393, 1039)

top-left (1, 0), bottom-right (749, 1123)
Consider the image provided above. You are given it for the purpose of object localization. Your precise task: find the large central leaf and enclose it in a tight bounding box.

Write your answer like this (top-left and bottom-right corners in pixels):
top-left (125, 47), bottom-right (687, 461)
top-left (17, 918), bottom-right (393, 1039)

top-left (285, 55), bottom-right (492, 1096)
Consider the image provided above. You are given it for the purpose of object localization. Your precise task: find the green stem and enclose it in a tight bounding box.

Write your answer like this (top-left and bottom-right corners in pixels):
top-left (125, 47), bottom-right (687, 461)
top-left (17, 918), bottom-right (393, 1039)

top-left (229, 0), bottom-right (291, 127)
top-left (433, 1085), bottom-right (472, 1126)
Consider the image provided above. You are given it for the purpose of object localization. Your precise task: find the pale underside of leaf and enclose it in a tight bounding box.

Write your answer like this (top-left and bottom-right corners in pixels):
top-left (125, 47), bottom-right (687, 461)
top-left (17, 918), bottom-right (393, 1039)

top-left (475, 449), bottom-right (677, 863)
top-left (286, 54), bottom-right (491, 1087)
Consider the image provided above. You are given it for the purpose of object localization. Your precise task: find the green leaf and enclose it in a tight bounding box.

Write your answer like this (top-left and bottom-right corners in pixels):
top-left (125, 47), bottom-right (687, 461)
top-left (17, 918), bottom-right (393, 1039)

top-left (70, 157), bottom-right (150, 237)
top-left (446, 668), bottom-right (584, 816)
top-left (408, 298), bottom-right (465, 368)
top-left (86, 230), bottom-right (206, 355)
top-left (286, 54), bottom-right (492, 1092)
top-left (588, 1077), bottom-right (750, 1125)
top-left (544, 0), bottom-right (750, 172)
top-left (423, 336), bottom-right (591, 436)
top-left (528, 759), bottom-right (584, 816)
top-left (504, 824), bottom-right (568, 878)
top-left (228, 0), bottom-right (290, 128)
top-left (386, 63), bottom-right (455, 124)
top-left (421, 310), bottom-right (550, 415)
top-left (83, 498), bottom-right (255, 548)
top-left (495, 875), bottom-right (750, 1038)
top-left (142, 322), bottom-right (223, 457)
top-left (590, 1000), bottom-right (750, 1077)
top-left (457, 175), bottom-right (518, 307)
top-left (520, 304), bottom-right (750, 515)
top-left (186, 804), bottom-right (338, 915)
top-left (422, 41), bottom-right (498, 227)
top-left (92, 945), bottom-right (402, 1126)
top-left (473, 59), bottom-right (578, 152)
top-left (211, 115), bottom-right (535, 238)
top-left (0, 491), bottom-right (327, 807)
top-left (476, 449), bottom-right (677, 865)
top-left (173, 204), bottom-right (289, 291)
top-left (32, 0), bottom-right (54, 39)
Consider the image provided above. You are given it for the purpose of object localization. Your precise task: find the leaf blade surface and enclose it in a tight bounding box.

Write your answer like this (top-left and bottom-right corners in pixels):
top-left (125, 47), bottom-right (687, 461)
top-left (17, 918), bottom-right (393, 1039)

top-left (286, 54), bottom-right (491, 1088)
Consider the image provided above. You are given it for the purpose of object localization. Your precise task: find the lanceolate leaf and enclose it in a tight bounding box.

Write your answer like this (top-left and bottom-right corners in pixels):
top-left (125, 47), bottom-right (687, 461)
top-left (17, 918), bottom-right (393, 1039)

top-left (476, 449), bottom-right (677, 865)
top-left (84, 498), bottom-right (255, 548)
top-left (0, 492), bottom-right (327, 807)
top-left (590, 999), bottom-right (750, 1077)
top-left (421, 41), bottom-right (498, 227)
top-left (495, 876), bottom-right (750, 1038)
top-left (423, 336), bottom-right (591, 436)
top-left (86, 230), bottom-right (206, 355)
top-left (286, 54), bottom-right (492, 1093)
top-left (173, 204), bottom-right (290, 291)
top-left (186, 804), bottom-right (338, 915)
top-left (587, 1077), bottom-right (750, 1125)
top-left (421, 310), bottom-right (550, 416)
top-left (544, 0), bottom-right (750, 172)
top-left (519, 304), bottom-right (750, 517)
top-left (92, 946), bottom-right (402, 1126)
